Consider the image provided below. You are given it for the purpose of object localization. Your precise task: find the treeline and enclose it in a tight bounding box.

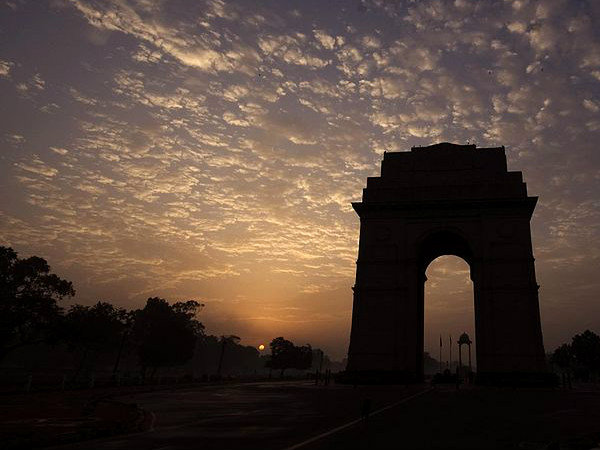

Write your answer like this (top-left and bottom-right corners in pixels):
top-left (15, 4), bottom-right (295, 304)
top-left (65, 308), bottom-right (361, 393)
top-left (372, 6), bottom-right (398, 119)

top-left (0, 246), bottom-right (333, 387)
top-left (550, 330), bottom-right (600, 382)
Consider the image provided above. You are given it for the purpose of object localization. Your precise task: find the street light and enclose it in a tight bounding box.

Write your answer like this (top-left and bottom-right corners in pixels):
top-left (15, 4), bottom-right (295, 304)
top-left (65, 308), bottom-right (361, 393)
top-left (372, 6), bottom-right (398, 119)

top-left (457, 332), bottom-right (473, 380)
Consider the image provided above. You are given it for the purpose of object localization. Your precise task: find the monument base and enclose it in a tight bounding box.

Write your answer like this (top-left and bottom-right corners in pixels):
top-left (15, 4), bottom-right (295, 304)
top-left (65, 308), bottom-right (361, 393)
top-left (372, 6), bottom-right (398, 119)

top-left (475, 372), bottom-right (558, 387)
top-left (336, 370), bottom-right (422, 385)
top-left (336, 370), bottom-right (558, 387)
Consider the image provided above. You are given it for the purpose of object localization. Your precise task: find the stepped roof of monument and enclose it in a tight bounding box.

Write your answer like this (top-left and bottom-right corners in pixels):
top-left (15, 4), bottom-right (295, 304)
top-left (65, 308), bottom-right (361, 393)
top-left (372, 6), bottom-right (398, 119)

top-left (383, 142), bottom-right (505, 158)
top-left (413, 142), bottom-right (476, 151)
top-left (353, 141), bottom-right (534, 205)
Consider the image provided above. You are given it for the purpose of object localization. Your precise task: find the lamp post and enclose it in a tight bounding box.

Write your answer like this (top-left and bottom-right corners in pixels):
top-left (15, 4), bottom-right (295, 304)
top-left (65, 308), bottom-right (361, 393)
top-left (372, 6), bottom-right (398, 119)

top-left (449, 334), bottom-right (452, 370)
top-left (457, 332), bottom-right (472, 381)
top-left (315, 349), bottom-right (324, 385)
top-left (187, 303), bottom-right (205, 380)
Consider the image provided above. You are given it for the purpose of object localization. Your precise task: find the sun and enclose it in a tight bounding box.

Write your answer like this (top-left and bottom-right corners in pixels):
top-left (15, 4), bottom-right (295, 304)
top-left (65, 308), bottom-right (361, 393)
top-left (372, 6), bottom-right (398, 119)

top-left (258, 344), bottom-right (265, 351)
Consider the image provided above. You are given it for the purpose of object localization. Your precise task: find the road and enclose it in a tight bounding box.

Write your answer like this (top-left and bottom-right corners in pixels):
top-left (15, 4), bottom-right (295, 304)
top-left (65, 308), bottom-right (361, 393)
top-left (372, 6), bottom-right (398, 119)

top-left (302, 387), bottom-right (600, 450)
top-left (44, 382), bottom-right (600, 450)
top-left (47, 381), bottom-right (426, 450)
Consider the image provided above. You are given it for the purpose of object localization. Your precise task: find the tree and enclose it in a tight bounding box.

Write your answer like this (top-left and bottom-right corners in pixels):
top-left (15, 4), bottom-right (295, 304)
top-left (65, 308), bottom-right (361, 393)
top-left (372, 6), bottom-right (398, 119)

top-left (132, 297), bottom-right (204, 378)
top-left (217, 335), bottom-right (241, 377)
top-left (571, 330), bottom-right (600, 380)
top-left (0, 246), bottom-right (74, 361)
top-left (267, 337), bottom-right (313, 377)
top-left (423, 352), bottom-right (441, 375)
top-left (61, 302), bottom-right (128, 379)
top-left (294, 344), bottom-right (313, 371)
top-left (267, 337), bottom-right (295, 377)
top-left (550, 343), bottom-right (573, 373)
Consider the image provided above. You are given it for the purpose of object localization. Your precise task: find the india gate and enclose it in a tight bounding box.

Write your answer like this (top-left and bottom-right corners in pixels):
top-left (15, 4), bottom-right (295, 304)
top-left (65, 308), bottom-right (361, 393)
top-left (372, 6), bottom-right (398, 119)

top-left (346, 143), bottom-right (549, 385)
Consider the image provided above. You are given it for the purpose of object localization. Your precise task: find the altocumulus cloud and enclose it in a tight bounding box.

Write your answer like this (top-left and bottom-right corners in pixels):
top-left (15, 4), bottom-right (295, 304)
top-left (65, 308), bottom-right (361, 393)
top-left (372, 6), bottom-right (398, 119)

top-left (0, 0), bottom-right (599, 358)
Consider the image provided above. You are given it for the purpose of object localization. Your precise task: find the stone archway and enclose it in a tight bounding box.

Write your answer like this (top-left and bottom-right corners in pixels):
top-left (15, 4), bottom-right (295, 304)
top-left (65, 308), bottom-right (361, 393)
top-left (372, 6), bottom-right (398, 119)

top-left (417, 229), bottom-right (475, 379)
top-left (346, 143), bottom-right (548, 384)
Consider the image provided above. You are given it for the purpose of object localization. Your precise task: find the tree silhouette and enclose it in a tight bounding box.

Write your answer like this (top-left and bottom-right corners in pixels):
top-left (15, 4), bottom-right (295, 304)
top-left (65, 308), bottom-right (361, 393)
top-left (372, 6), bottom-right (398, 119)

top-left (217, 335), bottom-right (241, 377)
top-left (1, 245), bottom-right (326, 379)
top-left (267, 337), bottom-right (313, 377)
top-left (550, 343), bottom-right (573, 372)
top-left (267, 337), bottom-right (295, 377)
top-left (571, 330), bottom-right (600, 380)
top-left (132, 297), bottom-right (204, 378)
top-left (295, 343), bottom-right (313, 371)
top-left (62, 302), bottom-right (128, 380)
top-left (0, 246), bottom-right (74, 362)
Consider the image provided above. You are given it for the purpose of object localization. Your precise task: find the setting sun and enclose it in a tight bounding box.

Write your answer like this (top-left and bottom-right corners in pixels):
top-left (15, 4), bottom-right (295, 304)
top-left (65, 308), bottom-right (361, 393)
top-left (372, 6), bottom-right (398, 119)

top-left (258, 344), bottom-right (265, 351)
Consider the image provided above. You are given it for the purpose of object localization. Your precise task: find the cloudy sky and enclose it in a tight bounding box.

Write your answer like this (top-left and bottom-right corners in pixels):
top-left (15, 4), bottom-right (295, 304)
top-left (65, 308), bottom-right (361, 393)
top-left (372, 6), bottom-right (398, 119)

top-left (1, 0), bottom-right (599, 360)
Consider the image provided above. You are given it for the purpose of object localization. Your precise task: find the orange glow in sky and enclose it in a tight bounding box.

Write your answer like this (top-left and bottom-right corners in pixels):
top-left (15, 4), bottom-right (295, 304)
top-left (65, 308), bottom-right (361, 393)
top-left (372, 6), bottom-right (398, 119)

top-left (1, 1), bottom-right (599, 360)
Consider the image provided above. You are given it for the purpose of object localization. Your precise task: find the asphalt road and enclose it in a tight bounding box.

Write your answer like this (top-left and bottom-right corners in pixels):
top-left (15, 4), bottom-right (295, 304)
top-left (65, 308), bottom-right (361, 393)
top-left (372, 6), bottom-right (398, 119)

top-left (45, 382), bottom-right (600, 450)
top-left (302, 387), bottom-right (600, 450)
top-left (47, 381), bottom-right (427, 450)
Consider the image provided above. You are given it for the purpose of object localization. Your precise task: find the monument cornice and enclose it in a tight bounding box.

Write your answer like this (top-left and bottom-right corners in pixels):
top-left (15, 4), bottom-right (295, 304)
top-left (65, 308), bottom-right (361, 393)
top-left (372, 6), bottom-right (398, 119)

top-left (352, 196), bottom-right (537, 218)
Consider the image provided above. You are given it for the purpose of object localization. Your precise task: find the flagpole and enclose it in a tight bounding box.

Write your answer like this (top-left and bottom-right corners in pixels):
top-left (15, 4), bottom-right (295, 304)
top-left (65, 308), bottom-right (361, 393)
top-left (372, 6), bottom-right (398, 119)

top-left (439, 334), bottom-right (442, 374)
top-left (449, 334), bottom-right (452, 370)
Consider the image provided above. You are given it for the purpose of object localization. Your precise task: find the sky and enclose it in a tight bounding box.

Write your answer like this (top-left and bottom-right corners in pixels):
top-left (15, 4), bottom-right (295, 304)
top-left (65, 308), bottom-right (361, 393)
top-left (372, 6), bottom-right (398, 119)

top-left (1, 0), bottom-right (599, 360)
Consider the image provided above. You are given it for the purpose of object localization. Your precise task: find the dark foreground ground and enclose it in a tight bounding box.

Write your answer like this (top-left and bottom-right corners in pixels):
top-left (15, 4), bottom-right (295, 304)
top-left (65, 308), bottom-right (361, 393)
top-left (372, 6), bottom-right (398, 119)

top-left (2, 381), bottom-right (600, 450)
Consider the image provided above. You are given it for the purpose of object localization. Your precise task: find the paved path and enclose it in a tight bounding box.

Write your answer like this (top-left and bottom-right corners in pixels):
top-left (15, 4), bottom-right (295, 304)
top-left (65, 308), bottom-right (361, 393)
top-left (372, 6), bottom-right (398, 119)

top-left (282, 388), bottom-right (433, 450)
top-left (47, 381), bottom-right (427, 450)
top-left (41, 383), bottom-right (600, 450)
top-left (298, 387), bottom-right (600, 450)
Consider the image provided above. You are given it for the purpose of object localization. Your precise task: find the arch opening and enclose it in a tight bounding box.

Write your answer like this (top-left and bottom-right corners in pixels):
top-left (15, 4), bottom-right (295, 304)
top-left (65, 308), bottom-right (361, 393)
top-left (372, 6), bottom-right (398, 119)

top-left (423, 255), bottom-right (476, 377)
top-left (419, 229), bottom-right (474, 275)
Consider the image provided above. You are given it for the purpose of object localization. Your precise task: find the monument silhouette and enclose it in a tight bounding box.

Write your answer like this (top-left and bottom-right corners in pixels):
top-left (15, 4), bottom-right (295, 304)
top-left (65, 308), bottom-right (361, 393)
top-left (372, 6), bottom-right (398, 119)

top-left (346, 143), bottom-right (549, 385)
